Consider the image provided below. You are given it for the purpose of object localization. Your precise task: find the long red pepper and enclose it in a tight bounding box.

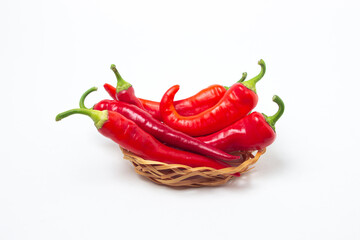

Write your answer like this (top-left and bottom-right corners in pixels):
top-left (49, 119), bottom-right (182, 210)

top-left (103, 72), bottom-right (248, 120)
top-left (159, 60), bottom-right (266, 136)
top-left (79, 87), bottom-right (241, 161)
top-left (110, 64), bottom-right (144, 109)
top-left (198, 95), bottom-right (285, 152)
top-left (55, 108), bottom-right (231, 170)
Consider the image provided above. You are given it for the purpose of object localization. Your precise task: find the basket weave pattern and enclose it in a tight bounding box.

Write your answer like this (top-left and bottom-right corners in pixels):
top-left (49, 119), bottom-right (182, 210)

top-left (120, 147), bottom-right (266, 187)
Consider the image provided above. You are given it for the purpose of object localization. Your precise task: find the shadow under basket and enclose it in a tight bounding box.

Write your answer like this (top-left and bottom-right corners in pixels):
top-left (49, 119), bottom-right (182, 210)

top-left (120, 147), bottom-right (266, 187)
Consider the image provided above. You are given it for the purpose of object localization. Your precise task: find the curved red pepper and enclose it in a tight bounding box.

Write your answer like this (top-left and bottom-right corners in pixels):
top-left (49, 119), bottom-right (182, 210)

top-left (103, 72), bottom-right (248, 120)
top-left (110, 64), bottom-right (144, 109)
top-left (159, 60), bottom-right (266, 136)
top-left (55, 108), bottom-right (231, 170)
top-left (198, 95), bottom-right (284, 152)
top-left (79, 87), bottom-right (241, 161)
top-left (168, 84), bottom-right (229, 116)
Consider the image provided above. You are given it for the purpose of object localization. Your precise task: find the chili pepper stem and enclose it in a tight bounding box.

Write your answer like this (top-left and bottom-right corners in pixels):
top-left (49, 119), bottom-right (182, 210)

top-left (262, 95), bottom-right (285, 131)
top-left (242, 59), bottom-right (266, 93)
top-left (56, 108), bottom-right (108, 129)
top-left (111, 64), bottom-right (132, 93)
top-left (79, 87), bottom-right (98, 109)
top-left (224, 72), bottom-right (247, 90)
top-left (238, 72), bottom-right (247, 83)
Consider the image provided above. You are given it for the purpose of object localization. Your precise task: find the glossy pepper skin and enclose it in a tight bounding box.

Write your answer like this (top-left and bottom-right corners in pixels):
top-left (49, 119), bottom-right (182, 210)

top-left (103, 72), bottom-right (247, 120)
top-left (198, 95), bottom-right (284, 152)
top-left (110, 64), bottom-right (144, 109)
top-left (55, 109), bottom-right (231, 170)
top-left (159, 60), bottom-right (266, 137)
top-left (79, 87), bottom-right (241, 161)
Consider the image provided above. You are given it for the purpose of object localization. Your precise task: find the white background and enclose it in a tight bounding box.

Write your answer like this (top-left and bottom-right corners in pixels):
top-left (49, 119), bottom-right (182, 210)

top-left (1, 0), bottom-right (360, 239)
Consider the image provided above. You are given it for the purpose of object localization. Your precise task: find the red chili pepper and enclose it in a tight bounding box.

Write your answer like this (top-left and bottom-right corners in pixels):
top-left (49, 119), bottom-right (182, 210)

top-left (103, 72), bottom-right (248, 120)
top-left (79, 87), bottom-right (241, 161)
top-left (104, 82), bottom-right (164, 120)
top-left (198, 95), bottom-right (284, 152)
top-left (160, 60), bottom-right (266, 136)
top-left (103, 83), bottom-right (117, 99)
top-left (55, 108), bottom-right (231, 170)
top-left (137, 98), bottom-right (163, 120)
top-left (110, 64), bottom-right (144, 109)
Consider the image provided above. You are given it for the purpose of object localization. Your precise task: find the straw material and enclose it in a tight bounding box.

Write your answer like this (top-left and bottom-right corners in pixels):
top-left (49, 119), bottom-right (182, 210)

top-left (120, 147), bottom-right (266, 187)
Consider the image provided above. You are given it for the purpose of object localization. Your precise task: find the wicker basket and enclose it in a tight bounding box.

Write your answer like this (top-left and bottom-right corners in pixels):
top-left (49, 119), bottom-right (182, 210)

top-left (120, 147), bottom-right (266, 187)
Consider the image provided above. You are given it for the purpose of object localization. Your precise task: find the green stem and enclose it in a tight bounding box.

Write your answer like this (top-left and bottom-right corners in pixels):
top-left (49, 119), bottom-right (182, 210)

top-left (111, 64), bottom-right (132, 93)
top-left (79, 87), bottom-right (98, 109)
top-left (55, 108), bottom-right (108, 129)
top-left (238, 72), bottom-right (247, 83)
top-left (242, 59), bottom-right (266, 93)
top-left (224, 72), bottom-right (247, 90)
top-left (262, 95), bottom-right (285, 131)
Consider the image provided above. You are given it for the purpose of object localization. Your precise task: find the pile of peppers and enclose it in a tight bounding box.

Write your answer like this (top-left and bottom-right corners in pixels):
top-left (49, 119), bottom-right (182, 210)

top-left (56, 59), bottom-right (284, 172)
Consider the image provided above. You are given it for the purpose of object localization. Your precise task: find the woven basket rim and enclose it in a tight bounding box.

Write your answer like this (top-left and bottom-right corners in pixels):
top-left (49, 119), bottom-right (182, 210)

top-left (120, 147), bottom-right (266, 187)
top-left (121, 148), bottom-right (266, 174)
